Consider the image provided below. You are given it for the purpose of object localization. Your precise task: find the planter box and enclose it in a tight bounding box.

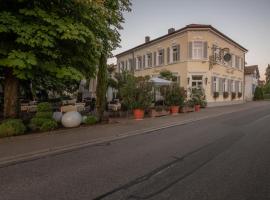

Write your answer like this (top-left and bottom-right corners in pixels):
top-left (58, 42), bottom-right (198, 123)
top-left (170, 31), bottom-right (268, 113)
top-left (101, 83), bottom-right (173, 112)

top-left (180, 106), bottom-right (194, 113)
top-left (150, 109), bottom-right (170, 118)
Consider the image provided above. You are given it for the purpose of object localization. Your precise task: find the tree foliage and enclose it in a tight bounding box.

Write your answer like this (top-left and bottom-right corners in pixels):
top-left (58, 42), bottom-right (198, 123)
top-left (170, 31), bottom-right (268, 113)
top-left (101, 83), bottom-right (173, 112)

top-left (0, 0), bottom-right (131, 118)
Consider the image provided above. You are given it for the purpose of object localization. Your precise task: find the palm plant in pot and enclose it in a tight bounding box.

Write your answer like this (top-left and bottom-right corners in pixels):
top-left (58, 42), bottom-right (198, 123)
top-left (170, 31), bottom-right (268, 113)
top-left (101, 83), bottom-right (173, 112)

top-left (165, 84), bottom-right (184, 115)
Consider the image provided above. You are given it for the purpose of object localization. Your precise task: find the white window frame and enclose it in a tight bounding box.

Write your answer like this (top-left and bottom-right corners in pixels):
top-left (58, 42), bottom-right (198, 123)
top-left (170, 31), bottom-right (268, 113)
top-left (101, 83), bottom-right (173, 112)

top-left (191, 75), bottom-right (203, 89)
top-left (172, 45), bottom-right (179, 62)
top-left (158, 50), bottom-right (164, 66)
top-left (147, 53), bottom-right (152, 68)
top-left (223, 79), bottom-right (228, 92)
top-left (192, 41), bottom-right (204, 60)
top-left (213, 77), bottom-right (218, 92)
top-left (231, 80), bottom-right (235, 92)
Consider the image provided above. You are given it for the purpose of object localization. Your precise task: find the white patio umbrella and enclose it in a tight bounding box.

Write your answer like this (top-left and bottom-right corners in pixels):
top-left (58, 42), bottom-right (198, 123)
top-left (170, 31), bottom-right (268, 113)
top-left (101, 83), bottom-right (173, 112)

top-left (149, 77), bottom-right (172, 86)
top-left (149, 77), bottom-right (172, 104)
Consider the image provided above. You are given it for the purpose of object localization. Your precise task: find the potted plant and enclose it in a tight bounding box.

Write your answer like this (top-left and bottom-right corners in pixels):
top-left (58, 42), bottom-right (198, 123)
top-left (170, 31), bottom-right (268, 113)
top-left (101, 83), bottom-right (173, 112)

top-left (190, 88), bottom-right (206, 112)
top-left (120, 75), bottom-right (153, 120)
top-left (165, 84), bottom-right (184, 115)
top-left (213, 91), bottom-right (219, 99)
top-left (238, 92), bottom-right (242, 98)
top-left (231, 92), bottom-right (236, 100)
top-left (223, 91), bottom-right (229, 99)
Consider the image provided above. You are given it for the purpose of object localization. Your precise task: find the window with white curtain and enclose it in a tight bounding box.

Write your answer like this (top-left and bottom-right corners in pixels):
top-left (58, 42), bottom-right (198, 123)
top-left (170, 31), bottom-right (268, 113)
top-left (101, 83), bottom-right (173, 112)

top-left (192, 41), bottom-right (203, 59)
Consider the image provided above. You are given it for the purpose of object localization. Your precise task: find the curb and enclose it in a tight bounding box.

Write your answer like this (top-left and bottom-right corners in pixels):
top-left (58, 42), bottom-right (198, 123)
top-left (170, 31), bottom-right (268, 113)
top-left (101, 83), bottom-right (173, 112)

top-left (0, 104), bottom-right (266, 168)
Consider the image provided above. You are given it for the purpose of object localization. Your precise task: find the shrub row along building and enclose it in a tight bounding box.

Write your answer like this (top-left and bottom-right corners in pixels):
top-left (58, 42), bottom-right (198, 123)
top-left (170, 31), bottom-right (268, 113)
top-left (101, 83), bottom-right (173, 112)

top-left (116, 24), bottom-right (248, 106)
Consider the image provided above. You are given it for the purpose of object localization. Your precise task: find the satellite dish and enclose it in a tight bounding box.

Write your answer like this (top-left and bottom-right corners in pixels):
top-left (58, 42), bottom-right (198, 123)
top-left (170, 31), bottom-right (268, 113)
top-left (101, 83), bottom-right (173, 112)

top-left (223, 53), bottom-right (231, 62)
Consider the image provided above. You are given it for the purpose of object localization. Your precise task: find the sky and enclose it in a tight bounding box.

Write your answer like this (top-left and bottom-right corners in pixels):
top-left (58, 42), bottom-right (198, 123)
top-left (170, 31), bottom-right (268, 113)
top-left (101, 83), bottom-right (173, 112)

top-left (109, 0), bottom-right (270, 80)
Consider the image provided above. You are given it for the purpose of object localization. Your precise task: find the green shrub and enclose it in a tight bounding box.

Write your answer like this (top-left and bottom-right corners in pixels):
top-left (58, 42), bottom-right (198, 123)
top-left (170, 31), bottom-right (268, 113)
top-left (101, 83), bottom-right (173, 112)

top-left (253, 87), bottom-right (264, 100)
top-left (30, 102), bottom-right (57, 132)
top-left (264, 93), bottom-right (270, 100)
top-left (0, 119), bottom-right (26, 138)
top-left (37, 102), bottom-right (52, 112)
top-left (40, 119), bottom-right (58, 132)
top-left (35, 111), bottom-right (53, 119)
top-left (165, 85), bottom-right (184, 107)
top-left (83, 116), bottom-right (97, 125)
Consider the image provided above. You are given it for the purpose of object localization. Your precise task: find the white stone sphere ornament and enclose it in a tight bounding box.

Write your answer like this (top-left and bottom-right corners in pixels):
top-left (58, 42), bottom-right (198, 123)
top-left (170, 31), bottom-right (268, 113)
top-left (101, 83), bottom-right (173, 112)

top-left (61, 111), bottom-right (82, 128)
top-left (53, 112), bottom-right (63, 122)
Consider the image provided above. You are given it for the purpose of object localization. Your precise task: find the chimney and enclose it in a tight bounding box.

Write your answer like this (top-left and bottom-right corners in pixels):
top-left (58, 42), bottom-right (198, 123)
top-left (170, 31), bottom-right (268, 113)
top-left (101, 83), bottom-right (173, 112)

top-left (145, 36), bottom-right (150, 43)
top-left (168, 28), bottom-right (175, 34)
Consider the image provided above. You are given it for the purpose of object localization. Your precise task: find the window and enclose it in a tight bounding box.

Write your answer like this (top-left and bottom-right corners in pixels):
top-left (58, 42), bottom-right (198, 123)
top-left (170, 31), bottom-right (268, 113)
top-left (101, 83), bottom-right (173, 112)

top-left (231, 80), bottom-right (235, 92)
top-left (223, 79), bottom-right (227, 92)
top-left (121, 61), bottom-right (125, 71)
top-left (158, 49), bottom-right (164, 65)
top-left (137, 56), bottom-right (142, 70)
top-left (147, 53), bottom-right (152, 68)
top-left (193, 41), bottom-right (203, 59)
top-left (235, 56), bottom-right (240, 69)
top-left (172, 45), bottom-right (180, 62)
top-left (213, 77), bottom-right (218, 92)
top-left (191, 75), bottom-right (203, 89)
top-left (128, 59), bottom-right (133, 71)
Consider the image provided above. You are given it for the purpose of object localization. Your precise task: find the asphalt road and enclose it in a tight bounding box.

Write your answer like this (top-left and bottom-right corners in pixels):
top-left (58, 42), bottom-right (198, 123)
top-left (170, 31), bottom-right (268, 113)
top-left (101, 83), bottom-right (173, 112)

top-left (0, 103), bottom-right (270, 200)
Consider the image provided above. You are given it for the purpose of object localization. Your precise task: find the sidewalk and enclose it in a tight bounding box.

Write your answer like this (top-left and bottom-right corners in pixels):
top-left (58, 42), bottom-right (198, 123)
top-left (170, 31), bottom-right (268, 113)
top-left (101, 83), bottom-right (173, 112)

top-left (0, 101), bottom-right (269, 167)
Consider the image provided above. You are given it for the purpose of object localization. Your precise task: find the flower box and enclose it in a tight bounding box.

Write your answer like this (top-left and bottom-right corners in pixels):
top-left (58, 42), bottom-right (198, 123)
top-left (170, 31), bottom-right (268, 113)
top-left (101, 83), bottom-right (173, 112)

top-left (150, 108), bottom-right (170, 118)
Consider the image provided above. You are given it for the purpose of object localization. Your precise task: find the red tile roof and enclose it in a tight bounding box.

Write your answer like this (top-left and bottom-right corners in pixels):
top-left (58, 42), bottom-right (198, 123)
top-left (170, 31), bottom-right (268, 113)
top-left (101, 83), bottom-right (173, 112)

top-left (116, 24), bottom-right (248, 57)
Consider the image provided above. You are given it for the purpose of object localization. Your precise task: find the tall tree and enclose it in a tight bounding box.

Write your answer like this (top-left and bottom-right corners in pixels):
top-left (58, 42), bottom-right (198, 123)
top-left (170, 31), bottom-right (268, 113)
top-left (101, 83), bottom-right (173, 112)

top-left (0, 0), bottom-right (131, 118)
top-left (95, 0), bottom-right (131, 120)
top-left (265, 64), bottom-right (270, 83)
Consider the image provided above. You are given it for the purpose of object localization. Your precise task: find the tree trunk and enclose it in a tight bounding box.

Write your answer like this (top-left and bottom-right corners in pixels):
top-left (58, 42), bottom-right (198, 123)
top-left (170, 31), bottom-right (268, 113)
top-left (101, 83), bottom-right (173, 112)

top-left (3, 68), bottom-right (19, 119)
top-left (96, 53), bottom-right (108, 121)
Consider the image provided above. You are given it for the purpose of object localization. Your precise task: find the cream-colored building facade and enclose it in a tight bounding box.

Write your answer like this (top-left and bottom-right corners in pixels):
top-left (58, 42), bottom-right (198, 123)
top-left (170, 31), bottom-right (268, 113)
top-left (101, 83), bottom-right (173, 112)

top-left (116, 24), bottom-right (248, 106)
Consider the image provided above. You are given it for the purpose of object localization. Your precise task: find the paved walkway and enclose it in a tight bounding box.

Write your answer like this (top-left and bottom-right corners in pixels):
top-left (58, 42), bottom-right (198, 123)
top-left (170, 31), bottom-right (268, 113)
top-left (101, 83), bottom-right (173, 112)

top-left (0, 101), bottom-right (269, 166)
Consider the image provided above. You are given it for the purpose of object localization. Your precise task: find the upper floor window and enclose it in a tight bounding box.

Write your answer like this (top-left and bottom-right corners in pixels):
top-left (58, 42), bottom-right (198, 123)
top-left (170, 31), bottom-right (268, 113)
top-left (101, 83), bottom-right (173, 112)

top-left (147, 53), bottom-right (152, 67)
top-left (172, 45), bottom-right (180, 62)
top-left (193, 41), bottom-right (203, 59)
top-left (189, 41), bottom-right (207, 60)
top-left (128, 59), bottom-right (133, 71)
top-left (158, 49), bottom-right (164, 65)
top-left (137, 56), bottom-right (142, 70)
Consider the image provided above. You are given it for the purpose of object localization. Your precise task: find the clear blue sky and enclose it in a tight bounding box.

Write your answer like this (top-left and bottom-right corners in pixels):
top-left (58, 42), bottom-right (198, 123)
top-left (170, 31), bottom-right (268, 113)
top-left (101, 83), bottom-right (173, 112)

top-left (109, 0), bottom-right (270, 79)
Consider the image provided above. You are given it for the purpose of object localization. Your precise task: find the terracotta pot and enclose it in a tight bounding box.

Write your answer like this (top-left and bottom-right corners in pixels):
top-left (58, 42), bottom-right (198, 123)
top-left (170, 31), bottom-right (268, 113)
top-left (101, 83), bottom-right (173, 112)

top-left (170, 106), bottom-right (179, 115)
top-left (133, 109), bottom-right (144, 120)
top-left (194, 105), bottom-right (200, 112)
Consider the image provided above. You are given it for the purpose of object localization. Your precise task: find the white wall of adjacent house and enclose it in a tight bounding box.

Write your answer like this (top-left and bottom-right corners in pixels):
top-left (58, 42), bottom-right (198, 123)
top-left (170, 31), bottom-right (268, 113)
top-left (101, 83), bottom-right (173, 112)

top-left (245, 74), bottom-right (258, 101)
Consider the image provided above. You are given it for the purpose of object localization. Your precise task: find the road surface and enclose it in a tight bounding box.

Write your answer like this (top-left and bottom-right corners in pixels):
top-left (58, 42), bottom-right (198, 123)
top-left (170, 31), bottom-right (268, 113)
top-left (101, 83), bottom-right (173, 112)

top-left (0, 103), bottom-right (270, 200)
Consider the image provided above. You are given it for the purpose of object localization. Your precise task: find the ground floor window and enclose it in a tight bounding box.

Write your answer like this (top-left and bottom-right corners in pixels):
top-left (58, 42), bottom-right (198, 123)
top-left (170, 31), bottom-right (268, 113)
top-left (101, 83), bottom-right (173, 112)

top-left (191, 75), bottom-right (203, 89)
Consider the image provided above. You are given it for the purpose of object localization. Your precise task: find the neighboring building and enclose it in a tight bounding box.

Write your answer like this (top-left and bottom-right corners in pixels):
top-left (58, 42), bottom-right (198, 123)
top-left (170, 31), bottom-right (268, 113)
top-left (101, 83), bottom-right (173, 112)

top-left (244, 65), bottom-right (260, 101)
top-left (116, 24), bottom-right (247, 106)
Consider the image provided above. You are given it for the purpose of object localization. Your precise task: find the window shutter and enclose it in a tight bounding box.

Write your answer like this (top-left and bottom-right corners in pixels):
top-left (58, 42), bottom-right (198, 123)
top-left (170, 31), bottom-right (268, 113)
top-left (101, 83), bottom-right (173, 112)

top-left (143, 55), bottom-right (146, 68)
top-left (177, 44), bottom-right (180, 61)
top-left (162, 49), bottom-right (165, 65)
top-left (211, 77), bottom-right (215, 94)
top-left (236, 81), bottom-right (239, 93)
top-left (188, 42), bottom-right (193, 59)
top-left (203, 42), bottom-right (208, 59)
top-left (219, 78), bottom-right (223, 93)
top-left (154, 52), bottom-right (156, 66)
top-left (167, 47), bottom-right (170, 64)
top-left (149, 53), bottom-right (152, 67)
top-left (228, 80), bottom-right (231, 93)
